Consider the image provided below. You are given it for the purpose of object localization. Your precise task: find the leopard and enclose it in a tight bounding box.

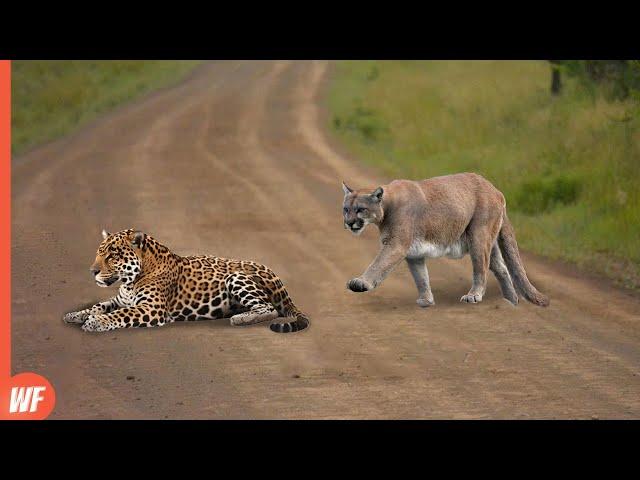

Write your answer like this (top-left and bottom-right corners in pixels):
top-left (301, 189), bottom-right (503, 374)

top-left (63, 229), bottom-right (309, 333)
top-left (342, 173), bottom-right (549, 308)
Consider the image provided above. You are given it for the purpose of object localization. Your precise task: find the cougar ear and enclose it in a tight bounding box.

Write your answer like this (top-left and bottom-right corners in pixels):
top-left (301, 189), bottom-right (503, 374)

top-left (371, 186), bottom-right (384, 202)
top-left (130, 231), bottom-right (146, 249)
top-left (101, 229), bottom-right (110, 240)
top-left (342, 181), bottom-right (354, 195)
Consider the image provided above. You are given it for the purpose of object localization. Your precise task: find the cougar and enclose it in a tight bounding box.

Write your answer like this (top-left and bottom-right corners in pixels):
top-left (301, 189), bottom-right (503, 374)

top-left (342, 173), bottom-right (549, 307)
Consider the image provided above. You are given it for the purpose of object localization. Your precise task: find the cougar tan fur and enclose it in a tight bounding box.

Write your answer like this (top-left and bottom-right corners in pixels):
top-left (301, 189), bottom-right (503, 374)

top-left (342, 173), bottom-right (549, 307)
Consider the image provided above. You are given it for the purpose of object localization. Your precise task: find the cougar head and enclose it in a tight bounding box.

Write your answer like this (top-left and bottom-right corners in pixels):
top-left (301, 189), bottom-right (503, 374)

top-left (341, 181), bottom-right (384, 236)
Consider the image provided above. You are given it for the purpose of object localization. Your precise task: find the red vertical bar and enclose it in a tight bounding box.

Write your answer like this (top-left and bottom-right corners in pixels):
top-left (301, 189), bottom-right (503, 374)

top-left (0, 62), bottom-right (55, 419)
top-left (0, 60), bottom-right (9, 378)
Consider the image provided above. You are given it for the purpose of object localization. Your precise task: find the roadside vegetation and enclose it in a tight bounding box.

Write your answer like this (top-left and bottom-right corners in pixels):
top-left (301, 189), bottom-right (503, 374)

top-left (12, 60), bottom-right (202, 155)
top-left (328, 61), bottom-right (640, 289)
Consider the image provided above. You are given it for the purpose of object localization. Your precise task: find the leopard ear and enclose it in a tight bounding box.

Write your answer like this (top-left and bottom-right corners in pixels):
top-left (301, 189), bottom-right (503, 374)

top-left (130, 231), bottom-right (146, 249)
top-left (371, 186), bottom-right (384, 202)
top-left (101, 229), bottom-right (110, 240)
top-left (342, 181), bottom-right (353, 195)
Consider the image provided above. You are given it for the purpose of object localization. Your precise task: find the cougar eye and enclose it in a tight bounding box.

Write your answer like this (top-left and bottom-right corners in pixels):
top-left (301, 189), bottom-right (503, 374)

top-left (343, 207), bottom-right (349, 214)
top-left (357, 208), bottom-right (367, 214)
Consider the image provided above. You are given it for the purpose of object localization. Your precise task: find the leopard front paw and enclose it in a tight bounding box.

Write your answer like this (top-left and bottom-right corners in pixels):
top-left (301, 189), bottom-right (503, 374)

top-left (347, 277), bottom-right (373, 293)
top-left (81, 315), bottom-right (109, 332)
top-left (63, 310), bottom-right (89, 324)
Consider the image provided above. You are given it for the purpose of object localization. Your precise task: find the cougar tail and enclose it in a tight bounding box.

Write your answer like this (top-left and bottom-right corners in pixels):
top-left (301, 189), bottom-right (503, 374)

top-left (498, 211), bottom-right (550, 307)
top-left (270, 295), bottom-right (310, 333)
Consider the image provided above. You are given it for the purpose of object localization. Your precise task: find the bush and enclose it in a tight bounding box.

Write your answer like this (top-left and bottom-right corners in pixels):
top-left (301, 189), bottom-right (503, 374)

top-left (333, 105), bottom-right (389, 142)
top-left (555, 60), bottom-right (640, 101)
top-left (513, 175), bottom-right (581, 215)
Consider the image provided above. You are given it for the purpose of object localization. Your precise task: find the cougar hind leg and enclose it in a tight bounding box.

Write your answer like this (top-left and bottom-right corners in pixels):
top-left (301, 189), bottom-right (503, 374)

top-left (461, 224), bottom-right (493, 304)
top-left (490, 242), bottom-right (518, 305)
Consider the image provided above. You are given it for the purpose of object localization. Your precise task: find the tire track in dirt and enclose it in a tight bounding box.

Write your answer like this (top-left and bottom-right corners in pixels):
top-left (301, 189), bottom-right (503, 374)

top-left (256, 61), bottom-right (491, 416)
top-left (191, 61), bottom-right (439, 417)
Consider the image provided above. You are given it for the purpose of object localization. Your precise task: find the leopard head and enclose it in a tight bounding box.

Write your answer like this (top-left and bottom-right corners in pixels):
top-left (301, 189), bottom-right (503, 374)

top-left (90, 229), bottom-right (146, 287)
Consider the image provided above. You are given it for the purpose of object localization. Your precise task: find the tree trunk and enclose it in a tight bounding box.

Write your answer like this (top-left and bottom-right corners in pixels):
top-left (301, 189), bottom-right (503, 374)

top-left (551, 66), bottom-right (562, 95)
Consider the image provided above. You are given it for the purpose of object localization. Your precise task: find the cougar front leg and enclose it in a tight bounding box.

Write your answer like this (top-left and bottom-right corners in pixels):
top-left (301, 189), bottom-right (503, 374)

top-left (461, 231), bottom-right (492, 304)
top-left (348, 240), bottom-right (407, 293)
top-left (81, 304), bottom-right (166, 332)
top-left (407, 257), bottom-right (435, 307)
top-left (63, 295), bottom-right (124, 325)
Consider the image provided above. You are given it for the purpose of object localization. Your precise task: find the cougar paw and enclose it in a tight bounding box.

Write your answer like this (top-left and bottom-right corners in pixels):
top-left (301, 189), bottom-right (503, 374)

top-left (460, 293), bottom-right (483, 304)
top-left (347, 277), bottom-right (372, 293)
top-left (416, 296), bottom-right (435, 308)
top-left (503, 292), bottom-right (519, 306)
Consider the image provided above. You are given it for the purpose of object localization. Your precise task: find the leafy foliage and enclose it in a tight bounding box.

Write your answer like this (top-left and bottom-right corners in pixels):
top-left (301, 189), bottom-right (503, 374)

top-left (554, 60), bottom-right (640, 101)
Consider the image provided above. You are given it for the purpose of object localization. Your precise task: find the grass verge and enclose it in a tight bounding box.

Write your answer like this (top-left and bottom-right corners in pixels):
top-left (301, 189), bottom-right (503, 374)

top-left (12, 60), bottom-right (202, 155)
top-left (327, 61), bottom-right (640, 289)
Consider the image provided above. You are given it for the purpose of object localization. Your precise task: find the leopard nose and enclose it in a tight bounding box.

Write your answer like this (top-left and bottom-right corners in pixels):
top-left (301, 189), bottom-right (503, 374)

top-left (90, 267), bottom-right (100, 276)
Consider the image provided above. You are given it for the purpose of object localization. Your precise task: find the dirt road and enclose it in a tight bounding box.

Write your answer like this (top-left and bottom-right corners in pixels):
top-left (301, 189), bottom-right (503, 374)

top-left (12, 61), bottom-right (640, 419)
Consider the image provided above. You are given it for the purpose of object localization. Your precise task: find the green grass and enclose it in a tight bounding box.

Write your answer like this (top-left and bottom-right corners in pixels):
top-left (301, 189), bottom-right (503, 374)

top-left (328, 61), bottom-right (640, 289)
top-left (12, 60), bottom-right (202, 155)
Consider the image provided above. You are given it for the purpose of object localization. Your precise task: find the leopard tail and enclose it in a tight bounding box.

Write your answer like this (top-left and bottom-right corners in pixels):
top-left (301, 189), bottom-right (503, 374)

top-left (270, 293), bottom-right (310, 333)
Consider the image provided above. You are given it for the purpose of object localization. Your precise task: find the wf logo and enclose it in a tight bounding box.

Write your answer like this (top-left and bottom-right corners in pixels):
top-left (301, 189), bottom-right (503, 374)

top-left (9, 386), bottom-right (47, 413)
top-left (1, 373), bottom-right (56, 419)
